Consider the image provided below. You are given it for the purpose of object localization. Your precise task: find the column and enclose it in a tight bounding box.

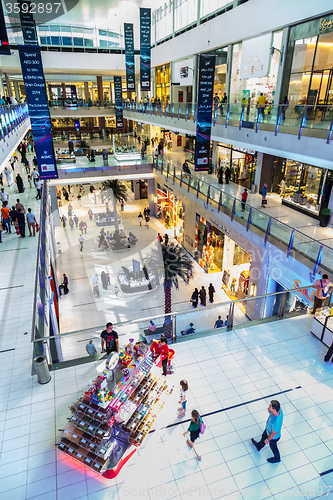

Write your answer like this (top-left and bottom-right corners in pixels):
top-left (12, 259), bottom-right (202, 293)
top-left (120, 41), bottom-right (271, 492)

top-left (222, 236), bottom-right (235, 271)
top-left (110, 82), bottom-right (114, 102)
top-left (4, 73), bottom-right (12, 97)
top-left (0, 75), bottom-right (5, 96)
top-left (84, 81), bottom-right (90, 101)
top-left (254, 152), bottom-right (264, 194)
top-left (225, 45), bottom-right (233, 101)
top-left (273, 27), bottom-right (290, 113)
top-left (147, 178), bottom-right (155, 216)
top-left (96, 75), bottom-right (103, 100)
top-left (211, 140), bottom-right (218, 175)
top-left (13, 81), bottom-right (20, 101)
top-left (327, 179), bottom-right (333, 227)
top-left (61, 83), bottom-right (66, 98)
top-left (192, 55), bottom-right (198, 113)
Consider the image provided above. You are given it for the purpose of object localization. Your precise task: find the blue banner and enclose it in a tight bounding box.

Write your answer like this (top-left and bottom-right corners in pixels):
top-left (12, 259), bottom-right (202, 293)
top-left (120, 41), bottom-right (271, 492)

top-left (18, 45), bottom-right (58, 179)
top-left (114, 76), bottom-right (124, 130)
top-left (0, 0), bottom-right (10, 55)
top-left (195, 54), bottom-right (215, 171)
top-left (124, 23), bottom-right (135, 92)
top-left (19, 2), bottom-right (38, 45)
top-left (140, 8), bottom-right (151, 91)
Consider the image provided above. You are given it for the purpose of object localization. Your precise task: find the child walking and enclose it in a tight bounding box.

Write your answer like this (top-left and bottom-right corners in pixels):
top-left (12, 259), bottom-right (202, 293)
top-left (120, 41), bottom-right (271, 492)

top-left (178, 380), bottom-right (188, 418)
top-left (183, 410), bottom-right (201, 461)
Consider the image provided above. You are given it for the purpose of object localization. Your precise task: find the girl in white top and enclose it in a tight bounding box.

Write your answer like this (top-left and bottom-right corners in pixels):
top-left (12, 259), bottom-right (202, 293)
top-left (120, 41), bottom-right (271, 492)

top-left (178, 380), bottom-right (188, 418)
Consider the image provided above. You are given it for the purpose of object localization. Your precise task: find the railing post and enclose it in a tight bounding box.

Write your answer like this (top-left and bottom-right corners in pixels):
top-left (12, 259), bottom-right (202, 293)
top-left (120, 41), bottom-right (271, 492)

top-left (264, 218), bottom-right (271, 245)
top-left (327, 115), bottom-right (333, 144)
top-left (165, 104), bottom-right (169, 118)
top-left (246, 207), bottom-right (252, 231)
top-left (275, 106), bottom-right (283, 136)
top-left (188, 175), bottom-right (191, 192)
top-left (239, 104), bottom-right (245, 130)
top-left (298, 106), bottom-right (307, 139)
top-left (218, 190), bottom-right (222, 212)
top-left (313, 244), bottom-right (323, 278)
top-left (173, 166), bottom-right (176, 184)
top-left (160, 105), bottom-right (162, 117)
top-left (185, 105), bottom-right (188, 121)
top-left (227, 302), bottom-right (234, 331)
top-left (213, 106), bottom-right (218, 126)
top-left (255, 108), bottom-right (262, 133)
top-left (193, 105), bottom-right (197, 123)
top-left (231, 199), bottom-right (236, 221)
top-left (287, 229), bottom-right (295, 258)
top-left (178, 105), bottom-right (181, 120)
top-left (278, 292), bottom-right (288, 319)
top-left (172, 313), bottom-right (177, 343)
top-left (196, 180), bottom-right (200, 198)
top-left (206, 184), bottom-right (210, 205)
top-left (171, 104), bottom-right (174, 118)
top-left (166, 162), bottom-right (170, 179)
top-left (225, 104), bottom-right (230, 128)
top-left (180, 170), bottom-right (183, 188)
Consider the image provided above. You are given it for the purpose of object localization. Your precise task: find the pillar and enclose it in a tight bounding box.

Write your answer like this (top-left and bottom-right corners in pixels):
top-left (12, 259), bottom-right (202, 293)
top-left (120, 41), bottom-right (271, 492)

top-left (4, 73), bottom-right (12, 97)
top-left (84, 81), bottom-right (90, 101)
top-left (97, 75), bottom-right (103, 100)
top-left (273, 27), bottom-right (290, 111)
top-left (192, 55), bottom-right (198, 113)
top-left (327, 176), bottom-right (333, 227)
top-left (61, 83), bottom-right (66, 98)
top-left (13, 81), bottom-right (20, 100)
top-left (212, 140), bottom-right (218, 174)
top-left (225, 45), bottom-right (233, 101)
top-left (110, 82), bottom-right (114, 102)
top-left (254, 152), bottom-right (264, 194)
top-left (148, 178), bottom-right (155, 216)
top-left (222, 236), bottom-right (235, 273)
top-left (0, 74), bottom-right (5, 96)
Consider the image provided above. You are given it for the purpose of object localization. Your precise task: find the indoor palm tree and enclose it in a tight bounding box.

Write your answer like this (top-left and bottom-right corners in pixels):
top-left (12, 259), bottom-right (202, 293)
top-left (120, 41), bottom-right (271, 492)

top-left (101, 180), bottom-right (127, 246)
top-left (146, 240), bottom-right (194, 338)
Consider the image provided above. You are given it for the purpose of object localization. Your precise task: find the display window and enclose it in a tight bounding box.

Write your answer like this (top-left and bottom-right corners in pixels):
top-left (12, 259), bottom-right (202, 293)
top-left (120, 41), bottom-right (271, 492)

top-left (156, 184), bottom-right (184, 242)
top-left (216, 143), bottom-right (257, 188)
top-left (155, 64), bottom-right (170, 102)
top-left (281, 161), bottom-right (325, 215)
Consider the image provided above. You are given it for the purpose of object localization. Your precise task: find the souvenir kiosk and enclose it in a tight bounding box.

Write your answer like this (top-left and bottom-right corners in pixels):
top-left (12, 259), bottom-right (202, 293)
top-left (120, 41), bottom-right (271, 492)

top-left (57, 342), bottom-right (173, 478)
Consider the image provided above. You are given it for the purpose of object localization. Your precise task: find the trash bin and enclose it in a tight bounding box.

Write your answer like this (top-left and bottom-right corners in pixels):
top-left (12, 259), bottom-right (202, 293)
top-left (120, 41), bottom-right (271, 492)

top-left (34, 355), bottom-right (51, 384)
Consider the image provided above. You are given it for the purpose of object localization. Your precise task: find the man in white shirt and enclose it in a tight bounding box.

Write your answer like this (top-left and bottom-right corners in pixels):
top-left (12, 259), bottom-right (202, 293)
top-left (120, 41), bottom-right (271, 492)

top-left (32, 168), bottom-right (39, 186)
top-left (0, 189), bottom-right (8, 203)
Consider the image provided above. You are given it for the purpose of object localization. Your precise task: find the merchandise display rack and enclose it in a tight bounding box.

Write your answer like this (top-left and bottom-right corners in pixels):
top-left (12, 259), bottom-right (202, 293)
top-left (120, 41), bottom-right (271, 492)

top-left (311, 307), bottom-right (333, 348)
top-left (57, 345), bottom-right (173, 478)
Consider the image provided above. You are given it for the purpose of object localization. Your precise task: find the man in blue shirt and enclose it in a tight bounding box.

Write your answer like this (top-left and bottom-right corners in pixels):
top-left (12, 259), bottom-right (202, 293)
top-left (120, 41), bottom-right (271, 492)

top-left (251, 400), bottom-right (283, 463)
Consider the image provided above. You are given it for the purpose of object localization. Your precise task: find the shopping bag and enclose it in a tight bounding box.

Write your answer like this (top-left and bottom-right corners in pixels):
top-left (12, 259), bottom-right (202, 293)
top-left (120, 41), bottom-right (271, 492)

top-left (36, 222), bottom-right (39, 233)
top-left (16, 225), bottom-right (20, 235)
top-left (262, 199), bottom-right (267, 205)
top-left (199, 417), bottom-right (206, 435)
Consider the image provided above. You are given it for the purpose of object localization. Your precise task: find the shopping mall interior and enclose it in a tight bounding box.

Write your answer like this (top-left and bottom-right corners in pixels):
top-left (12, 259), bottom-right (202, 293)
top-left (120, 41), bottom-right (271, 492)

top-left (1, 0), bottom-right (333, 499)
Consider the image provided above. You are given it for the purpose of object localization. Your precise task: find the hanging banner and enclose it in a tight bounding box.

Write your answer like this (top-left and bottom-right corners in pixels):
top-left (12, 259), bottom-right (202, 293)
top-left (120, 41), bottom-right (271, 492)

top-left (195, 54), bottom-right (215, 171)
top-left (18, 45), bottom-right (58, 179)
top-left (0, 1), bottom-right (10, 55)
top-left (114, 76), bottom-right (124, 129)
top-left (19, 1), bottom-right (38, 45)
top-left (124, 23), bottom-right (135, 92)
top-left (140, 8), bottom-right (151, 91)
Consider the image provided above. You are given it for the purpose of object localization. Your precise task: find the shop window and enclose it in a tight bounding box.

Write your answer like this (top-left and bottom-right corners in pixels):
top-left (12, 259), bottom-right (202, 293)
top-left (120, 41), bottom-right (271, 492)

top-left (73, 37), bottom-right (84, 46)
top-left (84, 39), bottom-right (94, 47)
top-left (51, 36), bottom-right (61, 45)
top-left (291, 37), bottom-right (317, 73)
top-left (282, 161), bottom-right (324, 215)
top-left (62, 36), bottom-right (73, 46)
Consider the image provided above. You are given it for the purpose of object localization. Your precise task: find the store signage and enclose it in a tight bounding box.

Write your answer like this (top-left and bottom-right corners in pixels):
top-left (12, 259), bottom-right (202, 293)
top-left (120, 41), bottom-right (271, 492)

top-left (195, 54), bottom-right (215, 171)
top-left (320, 18), bottom-right (333, 33)
top-left (233, 146), bottom-right (256, 155)
top-left (164, 183), bottom-right (174, 193)
top-left (124, 23), bottom-right (135, 92)
top-left (210, 218), bottom-right (230, 235)
top-left (140, 8), bottom-right (151, 91)
top-left (0, 1), bottom-right (10, 55)
top-left (18, 45), bottom-right (58, 179)
top-left (240, 33), bottom-right (272, 79)
top-left (180, 67), bottom-right (188, 78)
top-left (114, 76), bottom-right (123, 129)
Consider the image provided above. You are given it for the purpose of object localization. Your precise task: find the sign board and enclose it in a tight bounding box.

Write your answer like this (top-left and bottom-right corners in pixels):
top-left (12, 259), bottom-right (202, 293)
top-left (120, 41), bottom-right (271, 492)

top-left (0, 0), bottom-right (10, 55)
top-left (114, 76), bottom-right (124, 129)
top-left (124, 23), bottom-right (135, 92)
top-left (240, 33), bottom-right (272, 79)
top-left (140, 8), bottom-right (151, 91)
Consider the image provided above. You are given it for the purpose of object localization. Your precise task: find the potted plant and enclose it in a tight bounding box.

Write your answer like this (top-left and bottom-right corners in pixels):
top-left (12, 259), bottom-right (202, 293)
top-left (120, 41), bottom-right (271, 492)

top-left (319, 207), bottom-right (330, 227)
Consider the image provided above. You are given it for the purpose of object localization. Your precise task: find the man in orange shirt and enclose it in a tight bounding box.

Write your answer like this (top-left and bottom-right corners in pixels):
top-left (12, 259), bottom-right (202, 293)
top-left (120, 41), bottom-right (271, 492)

top-left (1, 202), bottom-right (11, 234)
top-left (150, 335), bottom-right (169, 376)
top-left (312, 274), bottom-right (333, 314)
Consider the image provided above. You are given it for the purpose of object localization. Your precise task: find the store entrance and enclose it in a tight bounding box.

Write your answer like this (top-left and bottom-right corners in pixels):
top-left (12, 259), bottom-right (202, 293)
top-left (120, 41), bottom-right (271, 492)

top-left (157, 184), bottom-right (184, 241)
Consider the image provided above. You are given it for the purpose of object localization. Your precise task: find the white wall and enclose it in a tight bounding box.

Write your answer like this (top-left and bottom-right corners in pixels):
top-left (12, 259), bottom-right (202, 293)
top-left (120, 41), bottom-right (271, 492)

top-left (152, 0), bottom-right (333, 66)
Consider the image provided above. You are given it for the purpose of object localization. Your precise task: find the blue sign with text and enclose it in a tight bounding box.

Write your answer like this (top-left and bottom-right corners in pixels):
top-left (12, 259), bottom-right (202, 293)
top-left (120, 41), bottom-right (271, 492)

top-left (124, 23), bottom-right (135, 92)
top-left (140, 8), bottom-right (151, 91)
top-left (18, 45), bottom-right (58, 179)
top-left (114, 76), bottom-right (124, 129)
top-left (195, 54), bottom-right (215, 171)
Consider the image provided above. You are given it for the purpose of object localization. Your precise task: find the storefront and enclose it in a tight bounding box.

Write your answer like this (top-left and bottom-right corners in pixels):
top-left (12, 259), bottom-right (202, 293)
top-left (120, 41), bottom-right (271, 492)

top-left (155, 64), bottom-right (170, 102)
top-left (195, 214), bottom-right (251, 299)
top-left (156, 183), bottom-right (184, 242)
top-left (283, 14), bottom-right (333, 108)
top-left (270, 158), bottom-right (327, 217)
top-left (217, 143), bottom-right (257, 188)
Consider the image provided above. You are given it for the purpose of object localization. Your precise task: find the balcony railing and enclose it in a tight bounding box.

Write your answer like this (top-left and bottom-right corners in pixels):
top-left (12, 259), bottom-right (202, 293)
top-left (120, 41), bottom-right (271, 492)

top-left (0, 104), bottom-right (29, 139)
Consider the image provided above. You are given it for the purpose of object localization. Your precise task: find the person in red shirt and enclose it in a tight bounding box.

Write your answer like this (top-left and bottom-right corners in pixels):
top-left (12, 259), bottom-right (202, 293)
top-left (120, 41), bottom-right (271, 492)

top-left (150, 335), bottom-right (169, 376)
top-left (241, 188), bottom-right (248, 211)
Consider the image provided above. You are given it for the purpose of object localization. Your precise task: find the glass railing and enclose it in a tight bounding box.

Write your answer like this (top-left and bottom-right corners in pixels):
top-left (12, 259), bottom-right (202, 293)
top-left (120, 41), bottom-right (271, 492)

top-left (153, 157), bottom-right (333, 274)
top-left (0, 104), bottom-right (29, 139)
top-left (32, 285), bottom-right (316, 368)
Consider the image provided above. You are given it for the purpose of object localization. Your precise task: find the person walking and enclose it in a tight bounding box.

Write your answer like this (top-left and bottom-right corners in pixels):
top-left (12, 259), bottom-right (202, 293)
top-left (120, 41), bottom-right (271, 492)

top-left (0, 220), bottom-right (2, 242)
top-left (1, 202), bottom-right (11, 233)
top-left (312, 274), bottom-right (333, 314)
top-left (164, 233), bottom-right (169, 245)
top-left (281, 96), bottom-right (289, 120)
top-left (191, 288), bottom-right (199, 308)
top-left (218, 166), bottom-right (224, 185)
top-left (69, 217), bottom-right (74, 231)
top-left (0, 188), bottom-right (9, 204)
top-left (35, 178), bottom-right (42, 200)
top-left (183, 410), bottom-right (202, 461)
top-left (100, 322), bottom-right (119, 355)
top-left (261, 184), bottom-right (267, 207)
top-left (16, 199), bottom-right (25, 213)
top-left (16, 208), bottom-right (26, 237)
top-left (145, 215), bottom-right (150, 229)
top-left (86, 339), bottom-right (97, 356)
top-left (251, 400), bottom-right (283, 463)
top-left (208, 283), bottom-right (215, 303)
top-left (225, 166), bottom-right (231, 184)
top-left (61, 215), bottom-right (67, 228)
top-left (74, 214), bottom-right (79, 228)
top-left (138, 212), bottom-right (143, 226)
top-left (0, 172), bottom-right (3, 186)
top-left (214, 315), bottom-right (224, 328)
top-left (26, 208), bottom-right (37, 237)
top-left (4, 166), bottom-right (12, 186)
top-left (62, 274), bottom-right (69, 294)
top-left (178, 380), bottom-right (188, 418)
top-left (32, 168), bottom-right (39, 186)
top-left (199, 286), bottom-right (206, 306)
top-left (241, 188), bottom-right (248, 211)
top-left (92, 273), bottom-right (101, 297)
top-left (150, 335), bottom-right (169, 376)
top-left (78, 234), bottom-right (84, 251)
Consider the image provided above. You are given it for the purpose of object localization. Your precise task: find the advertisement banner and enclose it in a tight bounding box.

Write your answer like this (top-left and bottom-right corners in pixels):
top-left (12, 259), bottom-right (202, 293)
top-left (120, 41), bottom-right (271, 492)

top-left (140, 8), bottom-right (151, 91)
top-left (0, 1), bottom-right (10, 55)
top-left (18, 45), bottom-right (58, 179)
top-left (195, 54), bottom-right (215, 171)
top-left (124, 23), bottom-right (135, 92)
top-left (19, 1), bottom-right (38, 45)
top-left (114, 76), bottom-right (124, 130)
